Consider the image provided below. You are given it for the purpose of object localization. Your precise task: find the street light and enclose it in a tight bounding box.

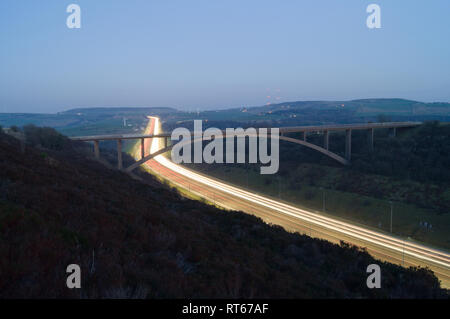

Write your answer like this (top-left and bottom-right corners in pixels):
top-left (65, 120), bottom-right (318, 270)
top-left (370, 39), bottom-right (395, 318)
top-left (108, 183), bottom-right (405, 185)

top-left (278, 176), bottom-right (281, 199)
top-left (320, 187), bottom-right (325, 213)
top-left (246, 165), bottom-right (249, 189)
top-left (389, 201), bottom-right (393, 233)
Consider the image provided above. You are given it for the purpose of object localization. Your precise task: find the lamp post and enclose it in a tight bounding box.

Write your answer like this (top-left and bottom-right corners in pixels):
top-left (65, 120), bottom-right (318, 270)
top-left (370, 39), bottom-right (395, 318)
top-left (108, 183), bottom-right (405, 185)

top-left (246, 165), bottom-right (249, 189)
top-left (389, 201), bottom-right (393, 233)
top-left (320, 187), bottom-right (325, 213)
top-left (278, 176), bottom-right (281, 199)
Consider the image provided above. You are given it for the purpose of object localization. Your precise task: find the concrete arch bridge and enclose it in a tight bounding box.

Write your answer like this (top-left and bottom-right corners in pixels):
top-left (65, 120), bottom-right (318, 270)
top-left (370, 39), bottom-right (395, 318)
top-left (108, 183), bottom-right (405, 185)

top-left (70, 122), bottom-right (421, 172)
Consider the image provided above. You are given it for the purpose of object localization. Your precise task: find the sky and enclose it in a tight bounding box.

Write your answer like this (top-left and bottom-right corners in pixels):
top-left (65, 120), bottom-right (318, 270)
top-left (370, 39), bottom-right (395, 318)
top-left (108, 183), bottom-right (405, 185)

top-left (0, 0), bottom-right (449, 113)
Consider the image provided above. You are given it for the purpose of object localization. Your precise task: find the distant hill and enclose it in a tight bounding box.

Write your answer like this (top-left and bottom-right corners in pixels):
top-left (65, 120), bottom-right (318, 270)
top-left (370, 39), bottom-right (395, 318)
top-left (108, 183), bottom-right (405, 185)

top-left (163, 98), bottom-right (450, 130)
top-left (0, 107), bottom-right (180, 138)
top-left (2, 99), bottom-right (450, 133)
top-left (0, 107), bottom-right (177, 128)
top-left (61, 106), bottom-right (177, 115)
top-left (0, 127), bottom-right (447, 298)
top-left (350, 99), bottom-right (450, 116)
top-left (244, 98), bottom-right (450, 116)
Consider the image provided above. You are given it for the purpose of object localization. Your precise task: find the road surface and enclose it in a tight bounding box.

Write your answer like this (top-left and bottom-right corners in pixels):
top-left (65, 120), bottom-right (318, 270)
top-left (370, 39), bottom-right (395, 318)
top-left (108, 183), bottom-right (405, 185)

top-left (134, 116), bottom-right (450, 288)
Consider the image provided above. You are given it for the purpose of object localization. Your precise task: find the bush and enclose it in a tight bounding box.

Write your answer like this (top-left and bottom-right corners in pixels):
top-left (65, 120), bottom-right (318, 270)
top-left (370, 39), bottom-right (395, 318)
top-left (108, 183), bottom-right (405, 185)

top-left (23, 124), bottom-right (71, 151)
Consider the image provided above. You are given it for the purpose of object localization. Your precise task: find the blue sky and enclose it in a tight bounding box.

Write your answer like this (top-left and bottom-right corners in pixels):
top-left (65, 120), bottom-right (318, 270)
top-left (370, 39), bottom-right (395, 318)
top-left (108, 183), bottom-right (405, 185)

top-left (1, 0), bottom-right (449, 113)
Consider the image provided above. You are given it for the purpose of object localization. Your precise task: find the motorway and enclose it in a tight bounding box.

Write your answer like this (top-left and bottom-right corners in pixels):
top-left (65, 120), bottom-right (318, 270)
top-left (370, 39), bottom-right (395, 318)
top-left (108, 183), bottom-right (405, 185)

top-left (135, 117), bottom-right (450, 288)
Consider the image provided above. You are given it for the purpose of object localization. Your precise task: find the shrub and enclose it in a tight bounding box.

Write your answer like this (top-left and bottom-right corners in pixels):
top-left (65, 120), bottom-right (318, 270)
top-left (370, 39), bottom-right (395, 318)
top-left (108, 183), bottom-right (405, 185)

top-left (23, 124), bottom-right (71, 151)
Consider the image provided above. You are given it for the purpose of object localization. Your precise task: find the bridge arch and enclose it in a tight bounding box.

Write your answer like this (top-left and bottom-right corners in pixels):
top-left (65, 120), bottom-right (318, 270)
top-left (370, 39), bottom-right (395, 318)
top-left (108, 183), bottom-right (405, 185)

top-left (125, 134), bottom-right (349, 172)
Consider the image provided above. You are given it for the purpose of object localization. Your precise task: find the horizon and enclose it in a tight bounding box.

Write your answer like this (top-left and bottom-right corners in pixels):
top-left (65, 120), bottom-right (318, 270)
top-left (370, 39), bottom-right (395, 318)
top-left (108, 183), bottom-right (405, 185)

top-left (1, 97), bottom-right (450, 115)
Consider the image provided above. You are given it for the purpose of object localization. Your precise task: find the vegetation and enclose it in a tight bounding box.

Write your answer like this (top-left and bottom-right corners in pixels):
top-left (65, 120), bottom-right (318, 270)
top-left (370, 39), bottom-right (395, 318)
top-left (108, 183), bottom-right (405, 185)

top-left (23, 124), bottom-right (72, 151)
top-left (352, 121), bottom-right (450, 185)
top-left (0, 128), bottom-right (447, 298)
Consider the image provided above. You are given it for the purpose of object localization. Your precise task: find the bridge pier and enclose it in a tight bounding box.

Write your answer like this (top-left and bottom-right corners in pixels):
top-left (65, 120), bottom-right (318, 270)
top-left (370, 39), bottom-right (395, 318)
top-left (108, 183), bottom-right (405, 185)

top-left (324, 130), bottom-right (329, 150)
top-left (368, 128), bottom-right (374, 152)
top-left (140, 138), bottom-right (145, 159)
top-left (303, 131), bottom-right (307, 141)
top-left (345, 129), bottom-right (352, 161)
top-left (117, 139), bottom-right (123, 170)
top-left (94, 140), bottom-right (100, 159)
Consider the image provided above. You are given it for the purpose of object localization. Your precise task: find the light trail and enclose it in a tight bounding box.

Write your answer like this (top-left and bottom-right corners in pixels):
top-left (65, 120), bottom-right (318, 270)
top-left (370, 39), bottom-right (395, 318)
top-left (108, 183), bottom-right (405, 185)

top-left (140, 116), bottom-right (450, 285)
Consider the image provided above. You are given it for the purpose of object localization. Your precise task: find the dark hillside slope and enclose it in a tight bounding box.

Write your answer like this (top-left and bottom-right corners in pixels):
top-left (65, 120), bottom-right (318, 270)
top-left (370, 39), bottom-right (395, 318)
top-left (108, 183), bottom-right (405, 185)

top-left (0, 130), bottom-right (447, 298)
